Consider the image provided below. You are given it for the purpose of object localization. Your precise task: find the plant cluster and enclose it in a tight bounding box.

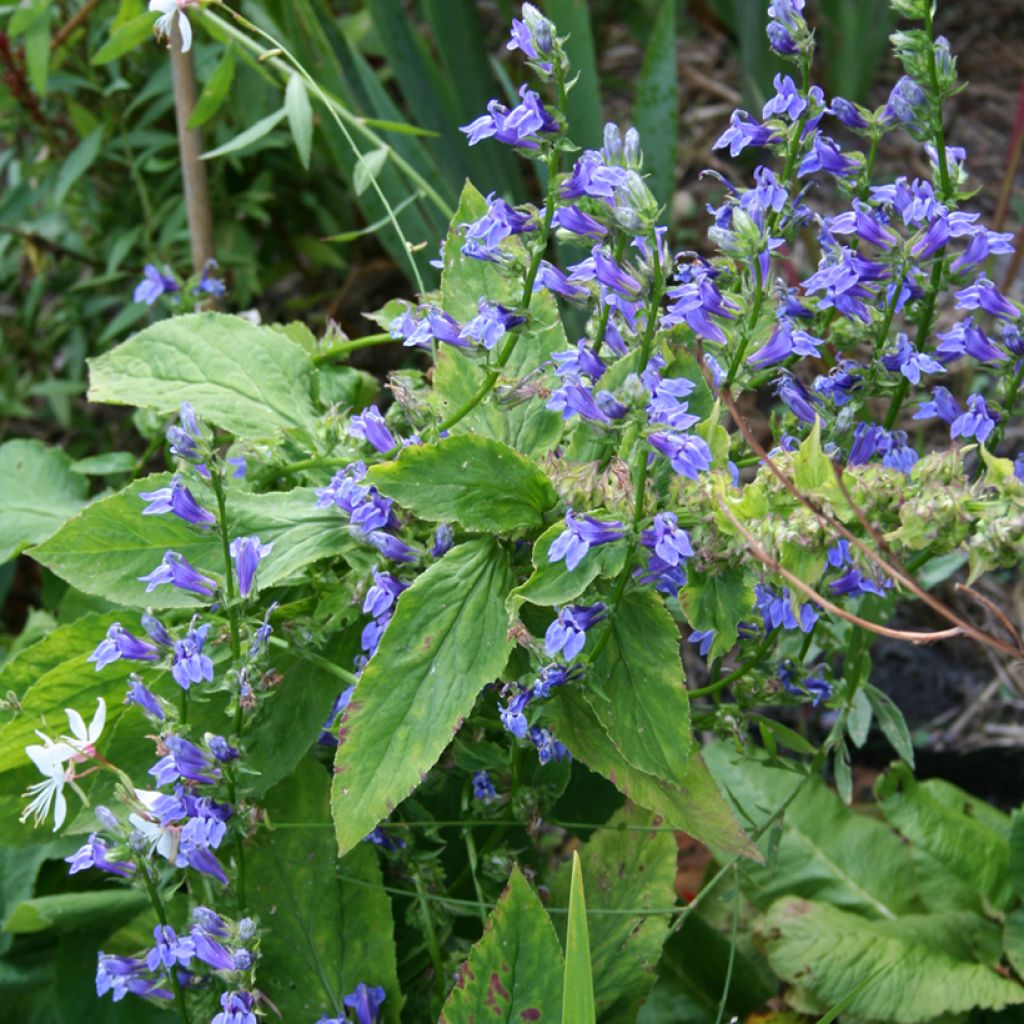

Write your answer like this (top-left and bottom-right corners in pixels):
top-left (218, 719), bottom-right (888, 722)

top-left (3, 1), bottom-right (1024, 1022)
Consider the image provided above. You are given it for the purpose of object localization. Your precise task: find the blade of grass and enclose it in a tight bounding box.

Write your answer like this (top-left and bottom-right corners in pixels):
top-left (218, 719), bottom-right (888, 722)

top-left (562, 851), bottom-right (596, 1024)
top-left (545, 0), bottom-right (604, 149)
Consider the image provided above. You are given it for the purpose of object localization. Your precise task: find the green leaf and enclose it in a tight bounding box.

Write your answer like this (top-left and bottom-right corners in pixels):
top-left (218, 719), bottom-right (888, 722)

top-left (792, 418), bottom-right (835, 493)
top-left (248, 760), bottom-right (401, 1023)
top-left (200, 107), bottom-right (287, 160)
top-left (87, 312), bottom-right (317, 438)
top-left (53, 127), bottom-right (105, 207)
top-left (367, 435), bottom-right (557, 533)
top-left (91, 12), bottom-right (155, 64)
top-left (439, 867), bottom-right (563, 1024)
top-left (563, 851), bottom-right (596, 1024)
top-left (508, 522), bottom-right (626, 614)
top-left (864, 683), bottom-right (915, 767)
top-left (875, 764), bottom-right (1012, 909)
top-left (0, 844), bottom-right (67, 956)
top-left (586, 590), bottom-right (692, 784)
top-left (353, 147), bottom-right (389, 196)
top-left (545, 0), bottom-right (604, 148)
top-left (546, 691), bottom-right (757, 859)
top-left (31, 477), bottom-right (356, 608)
top-left (3, 890), bottom-right (148, 934)
top-left (758, 898), bottom-right (1024, 1023)
top-left (24, 11), bottom-right (49, 96)
top-left (550, 805), bottom-right (676, 1022)
top-left (0, 440), bottom-right (87, 563)
top-left (633, 0), bottom-right (678, 212)
top-left (285, 73), bottom-right (314, 169)
top-left (332, 539), bottom-right (513, 855)
top-left (187, 45), bottom-right (236, 129)
top-left (1010, 811), bottom-right (1024, 900)
top-left (704, 744), bottom-right (919, 918)
top-left (1004, 907), bottom-right (1024, 980)
top-left (679, 564), bottom-right (754, 660)
top-left (69, 452), bottom-right (137, 476)
top-left (435, 183), bottom-right (564, 457)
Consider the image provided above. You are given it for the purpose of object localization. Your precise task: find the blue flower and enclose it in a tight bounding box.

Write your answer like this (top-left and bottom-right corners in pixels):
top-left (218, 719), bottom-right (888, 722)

top-left (778, 662), bottom-right (831, 706)
top-left (881, 332), bottom-right (945, 384)
top-left (249, 603), bottom-right (276, 658)
top-left (552, 341), bottom-right (606, 382)
top-left (461, 84), bottom-right (558, 149)
top-left (190, 927), bottom-right (234, 970)
top-left (955, 275), bottom-right (1020, 320)
top-left (473, 770), bottom-right (497, 804)
top-left (206, 733), bottom-right (239, 763)
top-left (349, 407), bottom-right (397, 453)
top-left (96, 954), bottom-right (169, 1003)
top-left (647, 377), bottom-right (700, 430)
top-left (561, 149), bottom-right (628, 201)
top-left (193, 258), bottom-right (226, 297)
top-left (508, 3), bottom-right (555, 63)
top-left (146, 924), bottom-right (195, 972)
top-left (883, 75), bottom-right (927, 132)
top-left (431, 524), bottom-right (454, 558)
top-left (688, 629), bottom-right (715, 657)
top-left (343, 982), bottom-right (387, 1024)
top-left (138, 551), bottom-right (216, 598)
top-left (913, 385), bottom-right (960, 424)
top-left (951, 394), bottom-right (998, 443)
top-left (66, 834), bottom-right (135, 878)
top-left (133, 264), bottom-right (178, 305)
top-left (713, 110), bottom-right (781, 157)
top-left (548, 511), bottom-right (626, 571)
top-left (766, 0), bottom-right (806, 54)
top-left (649, 430), bottom-right (714, 479)
top-left (460, 194), bottom-right (537, 262)
top-left (552, 204), bottom-right (608, 239)
top-left (748, 319), bottom-right (823, 367)
top-left (544, 603), bottom-right (607, 661)
top-left (756, 584), bottom-right (817, 633)
top-left (229, 536), bottom-right (273, 598)
top-left (88, 622), bottom-right (159, 671)
top-left (773, 373), bottom-right (822, 424)
top-left (364, 826), bottom-right (405, 851)
top-left (166, 402), bottom-right (205, 463)
top-left (125, 675), bottom-right (164, 721)
top-left (139, 473), bottom-right (216, 528)
top-left (533, 260), bottom-right (590, 301)
top-left (363, 567), bottom-right (408, 619)
top-left (830, 568), bottom-right (888, 597)
top-left (547, 381), bottom-right (624, 424)
top-left (212, 991), bottom-right (258, 1024)
top-left (149, 735), bottom-right (220, 786)
top-left (641, 512), bottom-right (694, 567)
top-left (935, 317), bottom-right (1007, 364)
top-left (367, 530), bottom-right (418, 564)
top-left (529, 726), bottom-right (570, 765)
top-left (830, 97), bottom-right (870, 131)
top-left (661, 265), bottom-right (738, 343)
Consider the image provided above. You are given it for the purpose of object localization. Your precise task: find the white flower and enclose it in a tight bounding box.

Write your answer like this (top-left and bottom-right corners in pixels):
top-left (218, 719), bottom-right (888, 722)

top-left (129, 789), bottom-right (180, 862)
top-left (150, 0), bottom-right (198, 54)
top-left (61, 697), bottom-right (107, 761)
top-left (21, 736), bottom-right (74, 831)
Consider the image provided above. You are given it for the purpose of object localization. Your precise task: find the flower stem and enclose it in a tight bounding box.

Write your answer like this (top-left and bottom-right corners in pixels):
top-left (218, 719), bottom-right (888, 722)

top-left (210, 472), bottom-right (242, 665)
top-left (139, 865), bottom-right (192, 1024)
top-left (311, 332), bottom-right (392, 366)
top-left (725, 256), bottom-right (765, 386)
top-left (687, 635), bottom-right (774, 699)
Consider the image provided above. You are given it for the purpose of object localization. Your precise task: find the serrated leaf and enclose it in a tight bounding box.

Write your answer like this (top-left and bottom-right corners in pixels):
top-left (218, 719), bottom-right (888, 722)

top-left (546, 692), bottom-right (757, 859)
top-left (367, 435), bottom-right (557, 533)
top-left (332, 540), bottom-right (513, 854)
top-left (679, 563), bottom-right (754, 659)
top-left (704, 744), bottom-right (918, 918)
top-left (285, 73), bottom-right (314, 169)
top-left (508, 522), bottom-right (626, 614)
top-left (550, 805), bottom-right (676, 1022)
top-left (91, 11), bottom-right (154, 64)
top-left (88, 312), bottom-right (317, 438)
top-left (0, 440), bottom-right (87, 563)
top-left (876, 763), bottom-right (1011, 909)
top-left (586, 590), bottom-right (693, 784)
top-left (31, 477), bottom-right (356, 609)
top-left (563, 851), bottom-right (596, 1024)
top-left (187, 45), bottom-right (236, 129)
top-left (440, 868), bottom-right (563, 1024)
top-left (353, 147), bottom-right (389, 196)
top-left (758, 898), bottom-right (1024, 1023)
top-left (248, 760), bottom-right (401, 1023)
top-left (793, 419), bottom-right (833, 492)
top-left (200, 107), bottom-right (287, 160)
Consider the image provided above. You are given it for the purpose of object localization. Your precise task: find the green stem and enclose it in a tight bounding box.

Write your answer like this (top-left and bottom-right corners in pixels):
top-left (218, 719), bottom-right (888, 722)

top-left (267, 635), bottom-right (360, 685)
top-left (461, 786), bottom-right (489, 928)
top-left (923, 5), bottom-right (952, 201)
top-left (311, 332), bottom-right (392, 366)
top-left (725, 256), bottom-right (764, 386)
top-left (687, 636), bottom-right (774, 699)
top-left (713, 868), bottom-right (740, 1024)
top-left (210, 472), bottom-right (242, 664)
top-left (139, 865), bottom-right (192, 1024)
top-left (412, 870), bottom-right (446, 1001)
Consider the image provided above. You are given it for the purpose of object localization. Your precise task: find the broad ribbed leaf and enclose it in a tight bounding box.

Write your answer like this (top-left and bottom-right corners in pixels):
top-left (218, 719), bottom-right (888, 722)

top-left (88, 312), bottom-right (317, 438)
top-left (876, 764), bottom-right (1012, 910)
top-left (31, 476), bottom-right (356, 608)
top-left (546, 691), bottom-right (757, 859)
top-left (586, 590), bottom-right (692, 784)
top-left (678, 564), bottom-right (754, 659)
top-left (367, 435), bottom-right (557, 533)
top-left (563, 851), bottom-right (596, 1024)
top-left (508, 521), bottom-right (626, 614)
top-left (435, 183), bottom-right (564, 457)
top-left (332, 539), bottom-right (513, 854)
top-left (0, 440), bottom-right (87, 563)
top-left (440, 868), bottom-right (563, 1024)
top-left (705, 744), bottom-right (918, 918)
top-left (248, 760), bottom-right (401, 1023)
top-left (758, 898), bottom-right (1024, 1023)
top-left (550, 805), bottom-right (676, 1023)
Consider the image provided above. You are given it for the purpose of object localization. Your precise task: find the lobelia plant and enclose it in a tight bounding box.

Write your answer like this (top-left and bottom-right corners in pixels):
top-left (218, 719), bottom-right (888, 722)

top-left (5, 0), bottom-right (1024, 1021)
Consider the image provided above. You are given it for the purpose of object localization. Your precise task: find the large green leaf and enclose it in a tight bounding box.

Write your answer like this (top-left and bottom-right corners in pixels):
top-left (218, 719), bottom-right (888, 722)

top-left (678, 564), bottom-right (754, 660)
top-left (3, 890), bottom-right (148, 935)
top-left (550, 805), bottom-right (676, 1023)
top-left (758, 898), bottom-right (1024, 1023)
top-left (705, 745), bottom-right (919, 919)
top-left (435, 183), bottom-right (564, 457)
top-left (87, 312), bottom-right (318, 438)
top-left (586, 590), bottom-right (692, 784)
top-left (31, 476), bottom-right (356, 608)
top-left (367, 435), bottom-right (558, 533)
top-left (546, 690), bottom-right (757, 859)
top-left (248, 760), bottom-right (401, 1023)
top-left (0, 440), bottom-right (87, 563)
top-left (332, 539), bottom-right (514, 854)
top-left (876, 764), bottom-right (1012, 910)
top-left (0, 843), bottom-right (68, 956)
top-left (509, 521), bottom-right (627, 614)
top-left (440, 867), bottom-right (563, 1024)
top-left (563, 851), bottom-right (596, 1024)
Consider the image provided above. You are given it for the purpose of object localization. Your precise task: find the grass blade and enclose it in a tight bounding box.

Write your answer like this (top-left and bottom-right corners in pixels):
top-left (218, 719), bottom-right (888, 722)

top-left (562, 851), bottom-right (596, 1024)
top-left (545, 0), bottom-right (604, 149)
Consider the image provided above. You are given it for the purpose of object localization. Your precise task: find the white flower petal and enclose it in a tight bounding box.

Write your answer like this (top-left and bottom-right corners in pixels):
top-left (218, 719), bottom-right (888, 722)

top-left (149, 0), bottom-right (174, 14)
top-left (177, 11), bottom-right (193, 52)
top-left (87, 698), bottom-right (107, 743)
top-left (52, 790), bottom-right (67, 831)
top-left (64, 707), bottom-right (87, 743)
